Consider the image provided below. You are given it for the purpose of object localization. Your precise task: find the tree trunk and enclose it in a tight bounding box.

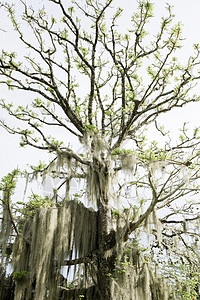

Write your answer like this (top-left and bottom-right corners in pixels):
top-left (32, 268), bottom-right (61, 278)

top-left (96, 252), bottom-right (114, 300)
top-left (94, 161), bottom-right (116, 300)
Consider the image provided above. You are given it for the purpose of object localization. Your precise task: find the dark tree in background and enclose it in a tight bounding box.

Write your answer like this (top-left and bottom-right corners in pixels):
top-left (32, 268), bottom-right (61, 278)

top-left (1, 1), bottom-right (200, 299)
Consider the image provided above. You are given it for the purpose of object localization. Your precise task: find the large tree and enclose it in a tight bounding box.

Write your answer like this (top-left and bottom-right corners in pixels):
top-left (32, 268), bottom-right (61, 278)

top-left (1, 0), bottom-right (200, 299)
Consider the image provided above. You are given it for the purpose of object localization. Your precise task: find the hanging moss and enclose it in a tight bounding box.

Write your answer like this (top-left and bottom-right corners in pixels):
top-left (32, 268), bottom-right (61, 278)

top-left (56, 152), bottom-right (72, 175)
top-left (109, 241), bottom-right (172, 300)
top-left (9, 195), bottom-right (174, 300)
top-left (121, 153), bottom-right (137, 173)
top-left (12, 201), bottom-right (97, 300)
top-left (0, 193), bottom-right (13, 275)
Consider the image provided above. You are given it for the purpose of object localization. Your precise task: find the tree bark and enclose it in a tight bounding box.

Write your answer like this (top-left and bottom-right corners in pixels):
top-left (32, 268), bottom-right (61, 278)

top-left (95, 163), bottom-right (116, 300)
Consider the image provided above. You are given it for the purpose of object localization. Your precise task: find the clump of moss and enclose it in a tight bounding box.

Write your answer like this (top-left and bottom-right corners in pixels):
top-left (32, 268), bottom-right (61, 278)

top-left (13, 271), bottom-right (29, 282)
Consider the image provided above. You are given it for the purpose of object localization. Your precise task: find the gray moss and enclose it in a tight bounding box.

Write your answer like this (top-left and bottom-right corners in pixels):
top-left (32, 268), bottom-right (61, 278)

top-left (12, 201), bottom-right (97, 300)
top-left (0, 193), bottom-right (13, 272)
top-left (10, 201), bottom-right (174, 300)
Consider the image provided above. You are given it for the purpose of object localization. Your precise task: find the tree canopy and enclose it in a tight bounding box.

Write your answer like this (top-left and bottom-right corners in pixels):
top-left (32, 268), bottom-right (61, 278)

top-left (1, 1), bottom-right (200, 299)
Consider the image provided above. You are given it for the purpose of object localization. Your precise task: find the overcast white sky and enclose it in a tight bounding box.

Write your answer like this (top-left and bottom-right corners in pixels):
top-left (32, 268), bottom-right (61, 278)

top-left (1, 0), bottom-right (200, 179)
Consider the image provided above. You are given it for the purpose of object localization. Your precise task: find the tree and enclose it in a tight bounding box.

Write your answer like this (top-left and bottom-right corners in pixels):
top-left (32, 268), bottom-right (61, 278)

top-left (1, 0), bottom-right (200, 299)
